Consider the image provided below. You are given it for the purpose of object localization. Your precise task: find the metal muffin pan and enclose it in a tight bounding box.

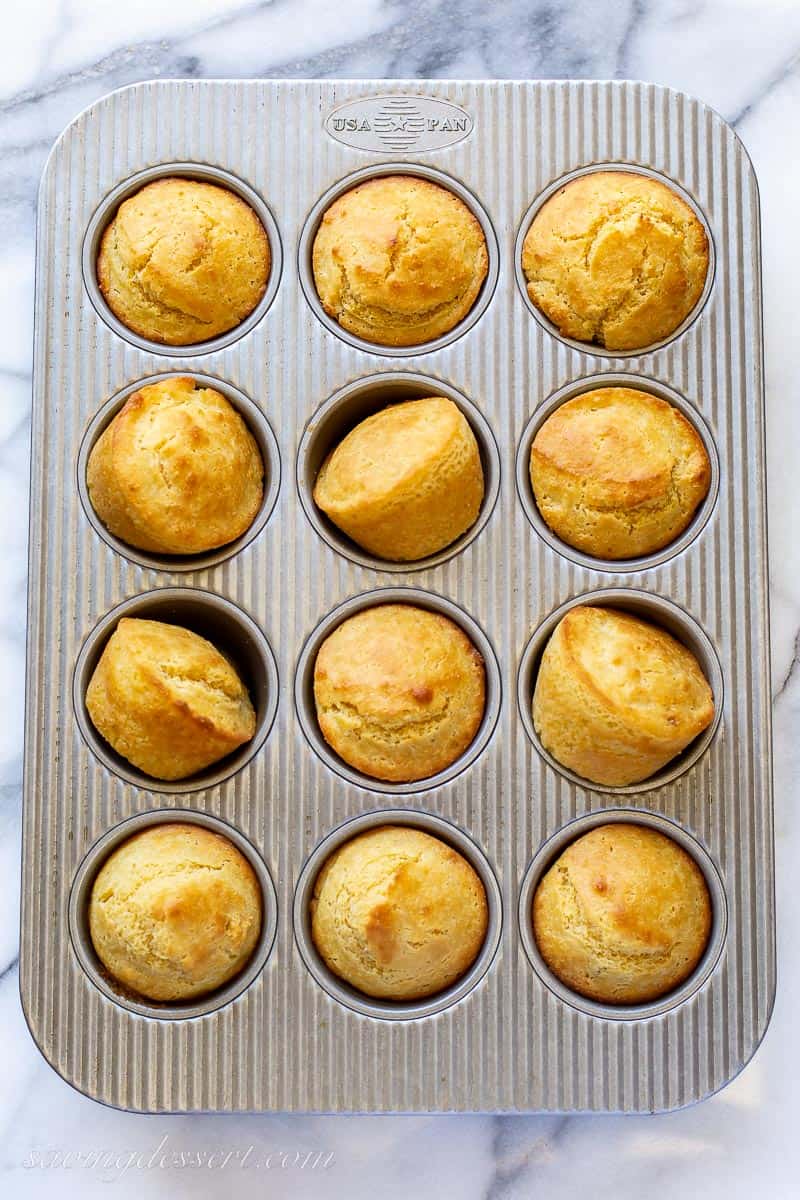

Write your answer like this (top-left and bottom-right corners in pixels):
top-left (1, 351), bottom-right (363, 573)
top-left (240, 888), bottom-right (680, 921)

top-left (23, 79), bottom-right (773, 1113)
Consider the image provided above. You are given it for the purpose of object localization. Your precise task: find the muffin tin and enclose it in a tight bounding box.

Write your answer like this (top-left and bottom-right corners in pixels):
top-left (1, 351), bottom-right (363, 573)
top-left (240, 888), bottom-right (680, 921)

top-left (22, 79), bottom-right (774, 1113)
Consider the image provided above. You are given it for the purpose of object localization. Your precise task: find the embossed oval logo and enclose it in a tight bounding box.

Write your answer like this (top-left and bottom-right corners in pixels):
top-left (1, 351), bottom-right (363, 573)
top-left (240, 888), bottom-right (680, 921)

top-left (325, 95), bottom-right (473, 153)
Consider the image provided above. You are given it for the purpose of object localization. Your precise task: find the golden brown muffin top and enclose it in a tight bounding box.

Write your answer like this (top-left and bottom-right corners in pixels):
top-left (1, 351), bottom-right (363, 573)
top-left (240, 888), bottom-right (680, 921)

top-left (311, 175), bottom-right (489, 346)
top-left (97, 177), bottom-right (270, 346)
top-left (315, 397), bottom-right (473, 508)
top-left (312, 395), bottom-right (485, 560)
top-left (313, 603), bottom-right (486, 783)
top-left (533, 823), bottom-right (712, 1004)
top-left (85, 618), bottom-right (256, 781)
top-left (553, 606), bottom-right (714, 743)
top-left (521, 170), bottom-right (709, 351)
top-left (87, 376), bottom-right (264, 555)
top-left (529, 387), bottom-right (711, 558)
top-left (89, 823), bottom-right (262, 1002)
top-left (311, 825), bottom-right (488, 1000)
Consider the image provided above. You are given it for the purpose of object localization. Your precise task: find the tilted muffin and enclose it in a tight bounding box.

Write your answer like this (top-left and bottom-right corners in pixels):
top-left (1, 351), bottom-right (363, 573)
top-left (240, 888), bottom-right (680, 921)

top-left (533, 823), bottom-right (712, 1004)
top-left (521, 170), bottom-right (709, 351)
top-left (87, 376), bottom-right (264, 555)
top-left (313, 397), bottom-right (485, 561)
top-left (97, 177), bottom-right (270, 345)
top-left (530, 387), bottom-right (711, 559)
top-left (312, 175), bottom-right (489, 346)
top-left (532, 606), bottom-right (714, 786)
top-left (86, 618), bottom-right (256, 780)
top-left (313, 604), bottom-right (486, 783)
top-left (89, 823), bottom-right (262, 1002)
top-left (311, 825), bottom-right (488, 1000)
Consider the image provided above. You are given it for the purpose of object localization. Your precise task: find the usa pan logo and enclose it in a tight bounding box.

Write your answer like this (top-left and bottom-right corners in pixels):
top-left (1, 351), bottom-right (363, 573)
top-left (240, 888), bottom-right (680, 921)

top-left (325, 95), bottom-right (474, 153)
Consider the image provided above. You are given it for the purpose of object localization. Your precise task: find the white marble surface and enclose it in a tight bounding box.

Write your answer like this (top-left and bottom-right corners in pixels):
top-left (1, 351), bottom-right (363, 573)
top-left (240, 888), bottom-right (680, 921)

top-left (1, 1), bottom-right (799, 1196)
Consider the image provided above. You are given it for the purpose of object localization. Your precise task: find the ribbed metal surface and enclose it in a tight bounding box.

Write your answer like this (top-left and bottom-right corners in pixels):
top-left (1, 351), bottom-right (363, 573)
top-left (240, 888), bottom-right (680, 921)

top-left (22, 79), bottom-right (774, 1113)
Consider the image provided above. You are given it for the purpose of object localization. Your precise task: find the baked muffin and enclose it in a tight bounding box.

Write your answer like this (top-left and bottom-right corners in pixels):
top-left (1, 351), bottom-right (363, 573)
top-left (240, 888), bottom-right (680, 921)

top-left (533, 823), bottom-right (712, 1004)
top-left (86, 618), bottom-right (256, 780)
top-left (312, 175), bottom-right (489, 346)
top-left (97, 177), bottom-right (270, 345)
top-left (530, 387), bottom-right (711, 559)
top-left (87, 377), bottom-right (264, 555)
top-left (311, 825), bottom-right (488, 1000)
top-left (313, 603), bottom-right (485, 782)
top-left (89, 823), bottom-right (261, 1002)
top-left (313, 397), bottom-right (484, 561)
top-left (533, 606), bottom-right (714, 786)
top-left (521, 170), bottom-right (709, 351)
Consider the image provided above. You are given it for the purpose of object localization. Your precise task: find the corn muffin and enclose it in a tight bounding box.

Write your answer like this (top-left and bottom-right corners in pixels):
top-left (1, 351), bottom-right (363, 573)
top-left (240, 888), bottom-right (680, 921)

top-left (89, 823), bottom-right (262, 1002)
top-left (86, 618), bottom-right (256, 781)
top-left (532, 605), bottom-right (714, 786)
top-left (87, 376), bottom-right (264, 555)
top-left (311, 825), bottom-right (488, 1000)
top-left (97, 177), bottom-right (270, 345)
top-left (530, 387), bottom-right (711, 559)
top-left (313, 397), bottom-right (484, 561)
top-left (521, 170), bottom-right (709, 351)
top-left (533, 823), bottom-right (712, 1004)
top-left (311, 175), bottom-right (489, 346)
top-left (313, 603), bottom-right (486, 783)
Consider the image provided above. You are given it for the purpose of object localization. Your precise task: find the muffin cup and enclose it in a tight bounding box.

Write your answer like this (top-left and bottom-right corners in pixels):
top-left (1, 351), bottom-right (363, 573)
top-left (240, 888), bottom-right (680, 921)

top-left (82, 161), bottom-right (283, 356)
top-left (514, 162), bottom-right (716, 358)
top-left (295, 587), bottom-right (502, 795)
top-left (68, 808), bottom-right (278, 1020)
top-left (515, 372), bottom-right (720, 573)
top-left (293, 808), bottom-right (502, 1020)
top-left (518, 808), bottom-right (728, 1021)
top-left (517, 588), bottom-right (724, 794)
top-left (298, 162), bottom-right (500, 356)
top-left (73, 588), bottom-right (279, 793)
top-left (297, 372), bottom-right (501, 571)
top-left (78, 373), bottom-right (281, 572)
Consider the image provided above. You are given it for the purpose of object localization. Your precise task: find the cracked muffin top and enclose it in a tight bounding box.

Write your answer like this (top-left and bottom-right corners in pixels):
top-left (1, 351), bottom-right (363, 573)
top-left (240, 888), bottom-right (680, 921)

top-left (89, 823), bottom-right (262, 1003)
top-left (85, 618), bottom-right (256, 781)
top-left (311, 175), bottom-right (489, 347)
top-left (521, 170), bottom-right (709, 351)
top-left (86, 376), bottom-right (264, 556)
top-left (529, 386), bottom-right (711, 560)
top-left (533, 823), bottom-right (712, 1005)
top-left (313, 603), bottom-right (486, 783)
top-left (96, 177), bottom-right (270, 346)
top-left (311, 825), bottom-right (488, 1001)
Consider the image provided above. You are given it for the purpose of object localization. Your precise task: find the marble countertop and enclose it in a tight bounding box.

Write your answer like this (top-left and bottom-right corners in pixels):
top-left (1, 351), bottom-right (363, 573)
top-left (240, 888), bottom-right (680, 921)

top-left (1, 1), bottom-right (798, 1196)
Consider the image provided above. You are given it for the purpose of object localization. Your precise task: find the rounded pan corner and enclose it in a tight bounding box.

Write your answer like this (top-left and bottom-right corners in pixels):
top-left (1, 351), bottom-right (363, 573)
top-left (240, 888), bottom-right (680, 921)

top-left (18, 973), bottom-right (142, 1114)
top-left (540, 76), bottom-right (762, 206)
top-left (626, 77), bottom-right (761, 197)
top-left (18, 967), bottom-right (231, 1114)
top-left (648, 962), bottom-right (777, 1116)
top-left (38, 80), bottom-right (170, 204)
